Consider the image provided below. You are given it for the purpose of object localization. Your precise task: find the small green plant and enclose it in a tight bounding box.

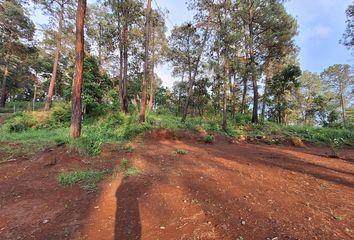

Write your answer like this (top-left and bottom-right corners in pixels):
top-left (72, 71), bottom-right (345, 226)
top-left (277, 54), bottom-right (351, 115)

top-left (57, 170), bottom-right (104, 192)
top-left (120, 158), bottom-right (142, 176)
top-left (175, 149), bottom-right (188, 155)
top-left (73, 134), bottom-right (102, 156)
top-left (117, 144), bottom-right (134, 153)
top-left (204, 134), bottom-right (215, 144)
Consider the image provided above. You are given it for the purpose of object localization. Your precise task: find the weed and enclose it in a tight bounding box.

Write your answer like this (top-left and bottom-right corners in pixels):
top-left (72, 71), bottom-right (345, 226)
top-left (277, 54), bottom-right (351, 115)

top-left (119, 158), bottom-right (142, 176)
top-left (57, 170), bottom-right (104, 192)
top-left (116, 144), bottom-right (134, 153)
top-left (175, 149), bottom-right (188, 155)
top-left (204, 135), bottom-right (215, 144)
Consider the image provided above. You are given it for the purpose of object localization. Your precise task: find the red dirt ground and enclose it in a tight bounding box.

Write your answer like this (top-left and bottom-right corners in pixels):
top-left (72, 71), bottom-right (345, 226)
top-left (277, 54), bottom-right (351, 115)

top-left (1, 129), bottom-right (354, 240)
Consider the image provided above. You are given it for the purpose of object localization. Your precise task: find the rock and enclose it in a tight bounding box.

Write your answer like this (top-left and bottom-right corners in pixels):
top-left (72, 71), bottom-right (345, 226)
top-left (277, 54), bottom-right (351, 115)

top-left (42, 219), bottom-right (49, 224)
top-left (160, 226), bottom-right (165, 230)
top-left (241, 220), bottom-right (246, 225)
top-left (290, 136), bottom-right (306, 148)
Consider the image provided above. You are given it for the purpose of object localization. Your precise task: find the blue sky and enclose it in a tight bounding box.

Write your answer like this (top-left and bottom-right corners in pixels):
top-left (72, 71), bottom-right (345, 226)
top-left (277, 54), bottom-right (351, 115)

top-left (34, 0), bottom-right (353, 87)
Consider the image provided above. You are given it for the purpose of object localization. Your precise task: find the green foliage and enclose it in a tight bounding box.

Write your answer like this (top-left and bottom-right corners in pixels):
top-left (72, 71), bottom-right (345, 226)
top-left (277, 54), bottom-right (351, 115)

top-left (120, 159), bottom-right (142, 177)
top-left (43, 103), bottom-right (72, 128)
top-left (6, 112), bottom-right (36, 132)
top-left (72, 134), bottom-right (103, 156)
top-left (57, 170), bottom-right (105, 192)
top-left (204, 134), bottom-right (215, 144)
top-left (175, 149), bottom-right (188, 155)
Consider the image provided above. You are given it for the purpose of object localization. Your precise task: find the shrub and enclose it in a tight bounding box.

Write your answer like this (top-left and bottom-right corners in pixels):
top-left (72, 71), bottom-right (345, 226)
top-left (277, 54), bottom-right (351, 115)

top-left (73, 134), bottom-right (103, 156)
top-left (6, 112), bottom-right (36, 132)
top-left (204, 134), bottom-right (215, 144)
top-left (175, 149), bottom-right (188, 155)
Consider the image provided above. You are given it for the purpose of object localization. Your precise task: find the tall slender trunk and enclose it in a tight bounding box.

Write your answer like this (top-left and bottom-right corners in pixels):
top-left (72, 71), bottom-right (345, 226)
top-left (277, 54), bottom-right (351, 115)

top-left (45, 1), bottom-right (64, 111)
top-left (118, 42), bottom-right (124, 111)
top-left (339, 81), bottom-right (346, 126)
top-left (0, 53), bottom-right (10, 108)
top-left (139, 0), bottom-right (152, 123)
top-left (240, 74), bottom-right (247, 114)
top-left (121, 24), bottom-right (129, 113)
top-left (148, 26), bottom-right (155, 111)
top-left (70, 0), bottom-right (86, 138)
top-left (181, 18), bottom-right (210, 123)
top-left (261, 75), bottom-right (270, 121)
top-left (32, 74), bottom-right (38, 111)
top-left (222, 55), bottom-right (229, 131)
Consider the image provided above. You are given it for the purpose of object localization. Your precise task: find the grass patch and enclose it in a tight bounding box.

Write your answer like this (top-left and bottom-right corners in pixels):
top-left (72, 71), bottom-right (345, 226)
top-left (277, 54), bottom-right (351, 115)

top-left (116, 144), bottom-right (134, 153)
top-left (120, 159), bottom-right (142, 177)
top-left (57, 170), bottom-right (105, 192)
top-left (175, 149), bottom-right (188, 155)
top-left (204, 135), bottom-right (215, 144)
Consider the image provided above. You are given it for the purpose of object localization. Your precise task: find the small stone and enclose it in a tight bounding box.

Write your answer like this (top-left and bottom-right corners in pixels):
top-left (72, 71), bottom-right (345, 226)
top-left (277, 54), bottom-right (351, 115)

top-left (42, 219), bottom-right (49, 224)
top-left (241, 220), bottom-right (246, 225)
top-left (160, 226), bottom-right (165, 230)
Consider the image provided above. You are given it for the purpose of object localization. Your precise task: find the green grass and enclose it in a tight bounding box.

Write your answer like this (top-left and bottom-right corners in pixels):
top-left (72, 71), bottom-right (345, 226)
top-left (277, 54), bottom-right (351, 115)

top-left (57, 170), bottom-right (105, 192)
top-left (204, 135), bottom-right (215, 144)
top-left (175, 149), bottom-right (188, 155)
top-left (120, 159), bottom-right (142, 177)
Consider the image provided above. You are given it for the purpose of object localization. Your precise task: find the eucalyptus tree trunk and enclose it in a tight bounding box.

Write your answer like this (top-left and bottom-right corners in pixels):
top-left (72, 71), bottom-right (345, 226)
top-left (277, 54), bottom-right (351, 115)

top-left (139, 0), bottom-right (152, 123)
top-left (181, 20), bottom-right (210, 123)
top-left (70, 0), bottom-right (86, 138)
top-left (45, 1), bottom-right (64, 111)
top-left (222, 55), bottom-right (229, 131)
top-left (0, 53), bottom-right (10, 107)
top-left (148, 26), bottom-right (156, 111)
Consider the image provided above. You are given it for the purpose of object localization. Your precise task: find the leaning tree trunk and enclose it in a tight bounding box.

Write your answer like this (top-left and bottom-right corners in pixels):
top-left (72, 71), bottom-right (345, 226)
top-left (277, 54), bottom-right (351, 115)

top-left (0, 53), bottom-right (10, 108)
top-left (44, 2), bottom-right (64, 111)
top-left (70, 0), bottom-right (86, 138)
top-left (139, 0), bottom-right (152, 123)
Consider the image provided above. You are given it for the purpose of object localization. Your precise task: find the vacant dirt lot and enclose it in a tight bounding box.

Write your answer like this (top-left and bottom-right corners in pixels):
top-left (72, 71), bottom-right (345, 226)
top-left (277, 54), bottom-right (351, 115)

top-left (1, 130), bottom-right (353, 240)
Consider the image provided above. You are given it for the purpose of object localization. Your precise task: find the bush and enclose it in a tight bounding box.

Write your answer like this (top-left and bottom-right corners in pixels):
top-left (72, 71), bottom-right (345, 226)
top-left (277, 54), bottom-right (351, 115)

top-left (175, 149), bottom-right (188, 155)
top-left (73, 134), bottom-right (103, 156)
top-left (204, 134), bottom-right (215, 144)
top-left (6, 112), bottom-right (36, 132)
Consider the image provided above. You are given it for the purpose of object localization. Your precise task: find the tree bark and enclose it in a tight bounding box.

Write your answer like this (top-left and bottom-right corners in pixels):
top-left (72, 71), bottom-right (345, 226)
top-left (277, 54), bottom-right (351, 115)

top-left (0, 53), bottom-right (10, 108)
top-left (32, 74), bottom-right (38, 111)
top-left (121, 24), bottom-right (129, 113)
top-left (261, 75), bottom-right (270, 121)
top-left (139, 0), bottom-right (152, 123)
top-left (70, 0), bottom-right (86, 138)
top-left (339, 81), bottom-right (347, 126)
top-left (222, 55), bottom-right (229, 131)
top-left (148, 26), bottom-right (155, 111)
top-left (44, 1), bottom-right (64, 111)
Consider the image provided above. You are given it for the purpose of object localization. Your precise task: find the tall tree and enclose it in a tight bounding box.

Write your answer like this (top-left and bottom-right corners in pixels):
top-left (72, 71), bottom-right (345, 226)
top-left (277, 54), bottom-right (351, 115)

top-left (341, 3), bottom-right (354, 52)
top-left (70, 0), bottom-right (86, 138)
top-left (139, 0), bottom-right (152, 123)
top-left (321, 64), bottom-right (353, 127)
top-left (35, 0), bottom-right (74, 110)
top-left (0, 0), bottom-right (35, 107)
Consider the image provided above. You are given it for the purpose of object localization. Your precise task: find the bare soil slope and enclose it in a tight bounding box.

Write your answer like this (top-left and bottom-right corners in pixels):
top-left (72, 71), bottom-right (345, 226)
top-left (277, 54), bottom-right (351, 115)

top-left (1, 129), bottom-right (353, 240)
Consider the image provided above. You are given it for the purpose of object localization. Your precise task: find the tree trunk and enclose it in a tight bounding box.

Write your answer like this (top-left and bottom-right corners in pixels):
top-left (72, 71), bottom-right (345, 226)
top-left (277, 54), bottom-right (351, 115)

top-left (261, 75), bottom-right (270, 121)
top-left (181, 19), bottom-right (210, 123)
top-left (251, 72), bottom-right (259, 123)
top-left (32, 74), bottom-right (38, 111)
top-left (121, 24), bottom-right (129, 113)
top-left (0, 53), bottom-right (10, 108)
top-left (45, 1), bottom-right (64, 111)
top-left (222, 55), bottom-right (229, 131)
top-left (139, 0), bottom-right (152, 123)
top-left (70, 0), bottom-right (86, 139)
top-left (240, 74), bottom-right (247, 114)
top-left (339, 81), bottom-right (346, 127)
top-left (148, 26), bottom-right (155, 111)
